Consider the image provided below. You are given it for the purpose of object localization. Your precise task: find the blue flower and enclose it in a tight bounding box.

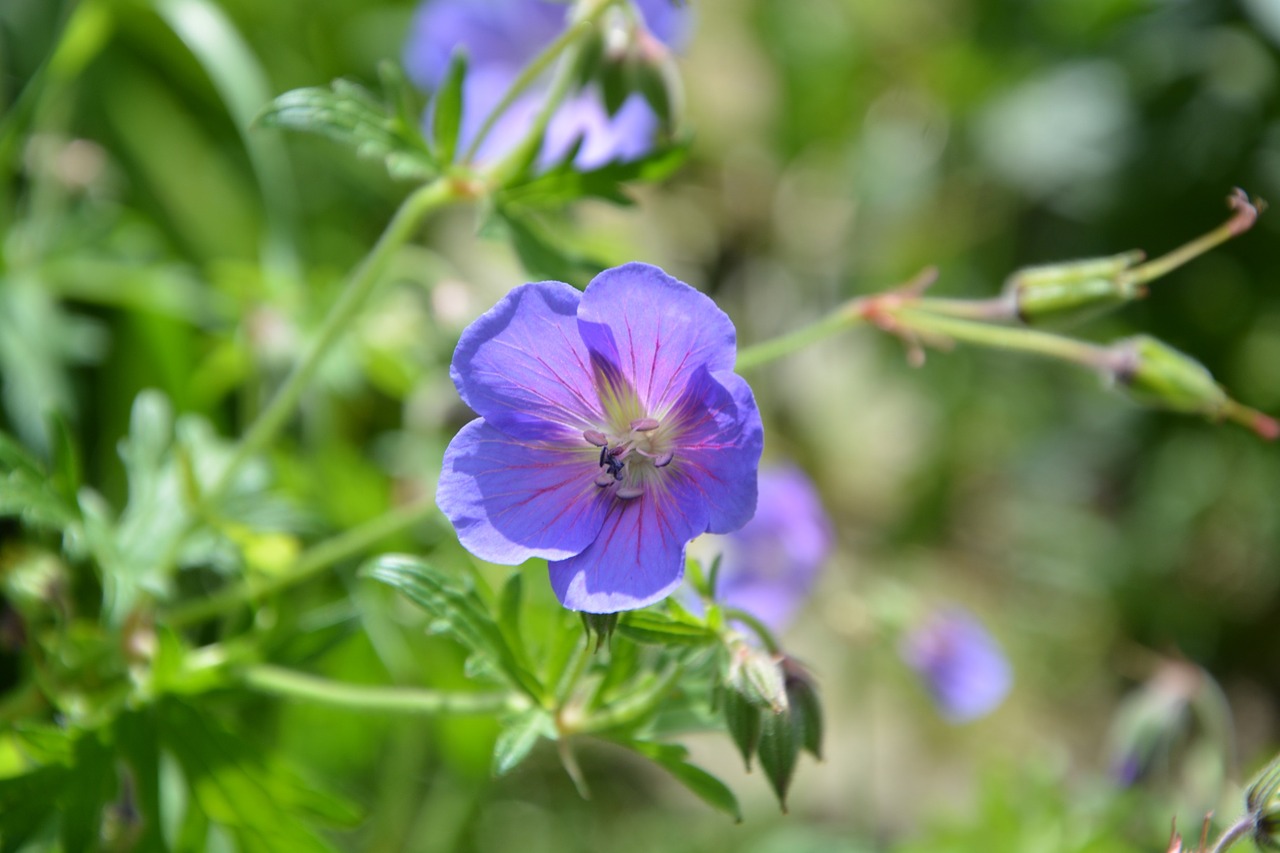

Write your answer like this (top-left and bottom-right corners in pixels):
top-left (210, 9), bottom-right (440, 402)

top-left (404, 0), bottom-right (690, 170)
top-left (437, 263), bottom-right (764, 613)
top-left (713, 466), bottom-right (833, 634)
top-left (900, 607), bottom-right (1012, 723)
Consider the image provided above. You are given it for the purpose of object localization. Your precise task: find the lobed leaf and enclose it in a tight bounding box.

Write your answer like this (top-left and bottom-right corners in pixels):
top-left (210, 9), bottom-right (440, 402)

top-left (363, 555), bottom-right (545, 701)
top-left (255, 80), bottom-right (436, 181)
top-left (492, 707), bottom-right (556, 777)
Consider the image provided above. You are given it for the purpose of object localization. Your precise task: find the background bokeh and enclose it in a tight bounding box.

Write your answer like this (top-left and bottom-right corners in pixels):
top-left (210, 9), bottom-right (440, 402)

top-left (3, 0), bottom-right (1279, 849)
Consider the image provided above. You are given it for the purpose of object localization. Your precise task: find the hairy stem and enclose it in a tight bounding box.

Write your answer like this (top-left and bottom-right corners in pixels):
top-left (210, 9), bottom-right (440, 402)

top-left (162, 498), bottom-right (442, 628)
top-left (890, 308), bottom-right (1112, 370)
top-left (208, 180), bottom-right (456, 502)
top-left (1208, 815), bottom-right (1256, 853)
top-left (735, 302), bottom-right (864, 372)
top-left (243, 664), bottom-right (525, 716)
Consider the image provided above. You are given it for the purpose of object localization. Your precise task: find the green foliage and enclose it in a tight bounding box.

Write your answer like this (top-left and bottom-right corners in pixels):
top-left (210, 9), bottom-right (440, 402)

top-left (1, 0), bottom-right (1278, 849)
top-left (362, 555), bottom-right (545, 702)
top-left (256, 79), bottom-right (437, 182)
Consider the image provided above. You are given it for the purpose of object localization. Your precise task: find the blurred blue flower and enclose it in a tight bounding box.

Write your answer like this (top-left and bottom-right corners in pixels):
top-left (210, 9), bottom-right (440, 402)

top-left (404, 0), bottom-right (689, 170)
top-left (900, 607), bottom-right (1012, 723)
top-left (437, 263), bottom-right (763, 613)
top-left (714, 466), bottom-right (833, 634)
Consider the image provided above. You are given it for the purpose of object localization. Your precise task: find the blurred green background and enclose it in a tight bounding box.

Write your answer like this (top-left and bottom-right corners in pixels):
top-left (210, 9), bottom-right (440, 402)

top-left (2, 0), bottom-right (1280, 849)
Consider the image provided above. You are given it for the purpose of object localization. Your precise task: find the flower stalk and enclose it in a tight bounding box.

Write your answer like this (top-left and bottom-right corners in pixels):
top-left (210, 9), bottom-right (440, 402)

top-left (208, 179), bottom-right (459, 503)
top-left (162, 498), bottom-right (443, 628)
top-left (242, 664), bottom-right (526, 716)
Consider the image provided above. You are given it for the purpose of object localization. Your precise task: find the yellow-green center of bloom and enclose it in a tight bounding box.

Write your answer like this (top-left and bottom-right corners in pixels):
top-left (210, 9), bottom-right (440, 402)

top-left (582, 417), bottom-right (676, 500)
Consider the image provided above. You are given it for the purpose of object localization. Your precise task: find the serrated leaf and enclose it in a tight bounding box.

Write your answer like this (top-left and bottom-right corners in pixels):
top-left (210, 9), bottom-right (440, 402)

top-left (627, 741), bottom-right (741, 822)
top-left (617, 610), bottom-right (716, 646)
top-left (430, 50), bottom-right (467, 164)
top-left (492, 707), bottom-right (555, 776)
top-left (363, 555), bottom-right (544, 701)
top-left (255, 80), bottom-right (436, 181)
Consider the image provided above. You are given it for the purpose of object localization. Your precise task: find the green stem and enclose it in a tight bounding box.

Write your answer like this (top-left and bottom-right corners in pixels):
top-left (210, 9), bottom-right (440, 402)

top-left (242, 664), bottom-right (525, 716)
top-left (1208, 815), bottom-right (1256, 853)
top-left (891, 308), bottom-right (1112, 370)
top-left (735, 301), bottom-right (864, 372)
top-left (208, 180), bottom-right (457, 502)
top-left (161, 498), bottom-right (441, 628)
top-left (1123, 189), bottom-right (1260, 288)
top-left (575, 663), bottom-right (684, 733)
top-left (466, 0), bottom-right (621, 168)
top-left (722, 607), bottom-right (782, 656)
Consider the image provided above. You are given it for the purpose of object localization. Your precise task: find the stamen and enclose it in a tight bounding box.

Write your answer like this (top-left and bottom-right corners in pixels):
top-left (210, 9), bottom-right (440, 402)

top-left (633, 447), bottom-right (675, 468)
top-left (630, 417), bottom-right (660, 432)
top-left (616, 485), bottom-right (644, 499)
top-left (583, 429), bottom-right (608, 447)
top-left (594, 472), bottom-right (616, 487)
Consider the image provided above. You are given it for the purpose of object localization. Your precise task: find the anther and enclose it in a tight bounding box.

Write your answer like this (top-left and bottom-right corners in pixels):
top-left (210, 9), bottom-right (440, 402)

top-left (583, 429), bottom-right (608, 447)
top-left (651, 452), bottom-right (674, 468)
top-left (616, 486), bottom-right (644, 499)
top-left (630, 418), bottom-right (660, 432)
top-left (594, 472), bottom-right (616, 487)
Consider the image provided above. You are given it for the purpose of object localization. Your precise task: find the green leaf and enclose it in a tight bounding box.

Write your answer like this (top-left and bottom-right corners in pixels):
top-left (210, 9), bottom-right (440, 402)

top-left (757, 706), bottom-right (803, 812)
top-left (486, 208), bottom-right (608, 285)
top-left (491, 707), bottom-right (555, 776)
top-left (0, 765), bottom-right (66, 851)
top-left (720, 687), bottom-right (762, 771)
top-left (616, 610), bottom-right (717, 647)
top-left (60, 731), bottom-right (113, 853)
top-left (0, 430), bottom-right (78, 533)
top-left (500, 140), bottom-right (690, 209)
top-left (430, 51), bottom-right (467, 165)
top-left (627, 741), bottom-right (742, 822)
top-left (255, 79), bottom-right (436, 181)
top-left (161, 700), bottom-right (360, 852)
top-left (363, 555), bottom-right (544, 701)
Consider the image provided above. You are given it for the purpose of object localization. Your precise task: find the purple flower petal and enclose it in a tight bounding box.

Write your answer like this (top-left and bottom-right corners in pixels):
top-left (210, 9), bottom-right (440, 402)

top-left (403, 0), bottom-right (565, 89)
top-left (451, 281), bottom-right (603, 441)
top-left (715, 466), bottom-right (832, 633)
top-left (549, 473), bottom-right (709, 612)
top-left (438, 419), bottom-right (610, 563)
top-left (439, 262), bottom-right (762, 613)
top-left (664, 367), bottom-right (762, 534)
top-left (577, 263), bottom-right (738, 414)
top-left (901, 608), bottom-right (1012, 723)
top-left (541, 91), bottom-right (661, 171)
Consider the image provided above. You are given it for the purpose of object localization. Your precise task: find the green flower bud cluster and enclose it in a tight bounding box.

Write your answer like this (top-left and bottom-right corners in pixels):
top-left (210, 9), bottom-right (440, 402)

top-left (720, 641), bottom-right (822, 812)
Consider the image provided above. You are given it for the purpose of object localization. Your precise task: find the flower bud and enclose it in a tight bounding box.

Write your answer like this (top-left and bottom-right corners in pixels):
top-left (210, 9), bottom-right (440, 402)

top-left (783, 658), bottom-right (823, 761)
top-left (1246, 754), bottom-right (1280, 849)
top-left (719, 685), bottom-right (762, 770)
top-left (1109, 335), bottom-right (1228, 418)
top-left (1004, 250), bottom-right (1145, 327)
top-left (757, 697), bottom-right (803, 812)
top-left (724, 639), bottom-right (788, 714)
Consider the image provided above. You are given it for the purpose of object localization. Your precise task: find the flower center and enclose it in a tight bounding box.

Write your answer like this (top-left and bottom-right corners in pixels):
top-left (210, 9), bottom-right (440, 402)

top-left (582, 418), bottom-right (675, 500)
